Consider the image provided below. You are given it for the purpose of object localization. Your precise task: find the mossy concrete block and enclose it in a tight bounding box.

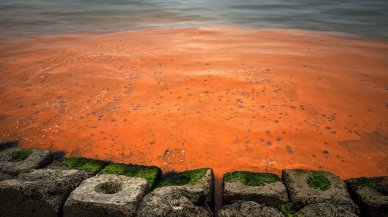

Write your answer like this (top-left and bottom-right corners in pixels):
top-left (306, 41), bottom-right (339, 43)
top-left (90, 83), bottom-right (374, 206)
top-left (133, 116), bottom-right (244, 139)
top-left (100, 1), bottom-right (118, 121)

top-left (100, 163), bottom-right (161, 188)
top-left (218, 200), bottom-right (284, 217)
top-left (346, 176), bottom-right (388, 217)
top-left (0, 148), bottom-right (53, 175)
top-left (155, 168), bottom-right (214, 210)
top-left (0, 169), bottom-right (89, 217)
top-left (136, 168), bottom-right (214, 216)
top-left (188, 168), bottom-right (214, 208)
top-left (296, 203), bottom-right (359, 217)
top-left (282, 169), bottom-right (359, 214)
top-left (54, 157), bottom-right (108, 174)
top-left (136, 187), bottom-right (212, 217)
top-left (223, 171), bottom-right (289, 207)
top-left (64, 174), bottom-right (148, 217)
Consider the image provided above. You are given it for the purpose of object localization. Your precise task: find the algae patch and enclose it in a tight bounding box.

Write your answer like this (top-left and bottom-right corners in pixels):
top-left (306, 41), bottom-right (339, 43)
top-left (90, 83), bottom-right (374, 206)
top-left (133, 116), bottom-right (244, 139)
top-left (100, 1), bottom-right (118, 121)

top-left (11, 149), bottom-right (32, 162)
top-left (156, 168), bottom-right (208, 188)
top-left (100, 163), bottom-right (161, 188)
top-left (279, 203), bottom-right (295, 217)
top-left (224, 171), bottom-right (280, 186)
top-left (353, 177), bottom-right (387, 195)
top-left (59, 157), bottom-right (107, 174)
top-left (307, 172), bottom-right (331, 190)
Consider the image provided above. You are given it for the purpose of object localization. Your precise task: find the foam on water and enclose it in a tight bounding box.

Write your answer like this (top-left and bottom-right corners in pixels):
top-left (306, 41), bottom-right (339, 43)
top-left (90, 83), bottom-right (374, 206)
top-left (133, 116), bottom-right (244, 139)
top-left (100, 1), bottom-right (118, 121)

top-left (0, 0), bottom-right (388, 38)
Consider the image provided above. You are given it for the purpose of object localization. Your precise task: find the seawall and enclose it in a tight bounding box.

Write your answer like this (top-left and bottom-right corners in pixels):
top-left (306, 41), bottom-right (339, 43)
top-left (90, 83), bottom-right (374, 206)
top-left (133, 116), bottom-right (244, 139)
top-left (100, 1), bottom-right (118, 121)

top-left (0, 146), bottom-right (387, 217)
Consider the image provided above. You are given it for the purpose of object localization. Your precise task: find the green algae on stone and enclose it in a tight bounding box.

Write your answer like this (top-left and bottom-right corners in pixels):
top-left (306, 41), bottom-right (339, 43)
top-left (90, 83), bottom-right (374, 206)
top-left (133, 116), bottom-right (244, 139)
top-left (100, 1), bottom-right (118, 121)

top-left (100, 163), bottom-right (161, 188)
top-left (353, 177), bottom-right (386, 195)
top-left (11, 149), bottom-right (33, 162)
top-left (100, 163), bottom-right (128, 175)
top-left (307, 171), bottom-right (331, 190)
top-left (156, 168), bottom-right (208, 188)
top-left (59, 157), bottom-right (107, 174)
top-left (224, 171), bottom-right (281, 186)
top-left (279, 203), bottom-right (295, 217)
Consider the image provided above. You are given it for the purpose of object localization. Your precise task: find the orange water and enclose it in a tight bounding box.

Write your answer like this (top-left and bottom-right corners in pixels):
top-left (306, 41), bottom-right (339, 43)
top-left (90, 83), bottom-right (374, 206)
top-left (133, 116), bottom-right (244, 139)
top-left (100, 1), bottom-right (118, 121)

top-left (0, 28), bottom-right (387, 204)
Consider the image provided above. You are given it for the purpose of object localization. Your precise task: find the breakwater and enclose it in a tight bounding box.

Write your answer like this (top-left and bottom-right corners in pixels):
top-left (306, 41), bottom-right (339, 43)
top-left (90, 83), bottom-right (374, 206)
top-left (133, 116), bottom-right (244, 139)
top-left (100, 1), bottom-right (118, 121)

top-left (0, 146), bottom-right (387, 217)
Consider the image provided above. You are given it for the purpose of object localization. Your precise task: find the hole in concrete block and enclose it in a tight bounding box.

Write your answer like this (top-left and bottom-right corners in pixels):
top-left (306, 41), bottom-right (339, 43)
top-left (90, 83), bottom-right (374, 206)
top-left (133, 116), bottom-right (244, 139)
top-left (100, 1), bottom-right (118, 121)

top-left (95, 181), bottom-right (122, 194)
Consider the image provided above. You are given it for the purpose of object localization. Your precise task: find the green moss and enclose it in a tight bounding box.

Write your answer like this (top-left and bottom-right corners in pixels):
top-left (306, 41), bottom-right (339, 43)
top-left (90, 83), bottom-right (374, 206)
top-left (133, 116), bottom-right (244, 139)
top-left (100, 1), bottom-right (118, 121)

top-left (155, 168), bottom-right (208, 188)
top-left (11, 149), bottom-right (32, 162)
top-left (224, 171), bottom-right (280, 186)
top-left (59, 157), bottom-right (107, 174)
top-left (354, 177), bottom-right (386, 195)
top-left (100, 163), bottom-right (161, 188)
top-left (307, 172), bottom-right (331, 190)
top-left (100, 163), bottom-right (128, 175)
top-left (279, 203), bottom-right (295, 217)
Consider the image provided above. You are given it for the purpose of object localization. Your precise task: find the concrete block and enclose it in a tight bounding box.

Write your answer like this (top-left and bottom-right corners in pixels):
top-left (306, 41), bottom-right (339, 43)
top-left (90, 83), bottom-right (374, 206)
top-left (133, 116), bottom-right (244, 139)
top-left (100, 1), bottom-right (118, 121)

top-left (0, 169), bottom-right (89, 217)
top-left (218, 200), bottom-right (284, 217)
top-left (223, 171), bottom-right (288, 207)
top-left (282, 169), bottom-right (359, 214)
top-left (346, 176), bottom-right (388, 217)
top-left (64, 174), bottom-right (148, 217)
top-left (0, 147), bottom-right (52, 175)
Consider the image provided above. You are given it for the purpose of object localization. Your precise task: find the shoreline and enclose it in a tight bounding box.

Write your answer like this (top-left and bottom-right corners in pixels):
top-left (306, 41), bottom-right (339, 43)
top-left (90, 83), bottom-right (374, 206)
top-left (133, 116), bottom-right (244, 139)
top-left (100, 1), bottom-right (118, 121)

top-left (2, 26), bottom-right (387, 42)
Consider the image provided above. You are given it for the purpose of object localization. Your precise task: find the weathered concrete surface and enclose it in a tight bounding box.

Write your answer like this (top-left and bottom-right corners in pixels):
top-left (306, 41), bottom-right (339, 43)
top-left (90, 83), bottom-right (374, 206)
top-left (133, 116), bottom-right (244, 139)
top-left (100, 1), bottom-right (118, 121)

top-left (282, 169), bottom-right (359, 214)
top-left (64, 174), bottom-right (148, 217)
top-left (0, 171), bottom-right (13, 181)
top-left (0, 168), bottom-right (89, 217)
top-left (223, 177), bottom-right (288, 207)
top-left (296, 203), bottom-right (359, 217)
top-left (136, 169), bottom-right (214, 217)
top-left (0, 148), bottom-right (53, 175)
top-left (346, 176), bottom-right (388, 217)
top-left (218, 200), bottom-right (284, 217)
top-left (185, 168), bottom-right (214, 209)
top-left (136, 187), bottom-right (212, 217)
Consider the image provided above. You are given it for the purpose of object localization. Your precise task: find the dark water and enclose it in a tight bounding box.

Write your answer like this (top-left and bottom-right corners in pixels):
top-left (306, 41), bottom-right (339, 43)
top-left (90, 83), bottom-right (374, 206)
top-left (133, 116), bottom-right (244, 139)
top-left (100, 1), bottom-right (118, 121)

top-left (1, 0), bottom-right (388, 38)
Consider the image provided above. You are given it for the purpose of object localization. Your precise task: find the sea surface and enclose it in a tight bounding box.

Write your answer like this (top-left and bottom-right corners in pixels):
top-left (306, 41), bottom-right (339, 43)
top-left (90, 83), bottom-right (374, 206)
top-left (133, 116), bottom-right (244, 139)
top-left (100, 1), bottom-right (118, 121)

top-left (1, 1), bottom-right (388, 207)
top-left (1, 0), bottom-right (388, 38)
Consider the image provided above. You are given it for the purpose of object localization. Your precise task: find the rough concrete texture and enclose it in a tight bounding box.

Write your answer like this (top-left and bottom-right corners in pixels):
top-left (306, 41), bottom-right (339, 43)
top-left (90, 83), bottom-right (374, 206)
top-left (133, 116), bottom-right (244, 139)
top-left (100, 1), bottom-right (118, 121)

top-left (223, 178), bottom-right (289, 207)
top-left (346, 176), bottom-right (388, 217)
top-left (0, 168), bottom-right (89, 217)
top-left (64, 174), bottom-right (148, 217)
top-left (0, 148), bottom-right (53, 175)
top-left (136, 187), bottom-right (212, 217)
top-left (136, 169), bottom-right (214, 217)
top-left (296, 203), bottom-right (359, 217)
top-left (282, 169), bottom-right (359, 214)
top-left (186, 168), bottom-right (214, 208)
top-left (0, 171), bottom-right (13, 181)
top-left (218, 200), bottom-right (284, 217)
